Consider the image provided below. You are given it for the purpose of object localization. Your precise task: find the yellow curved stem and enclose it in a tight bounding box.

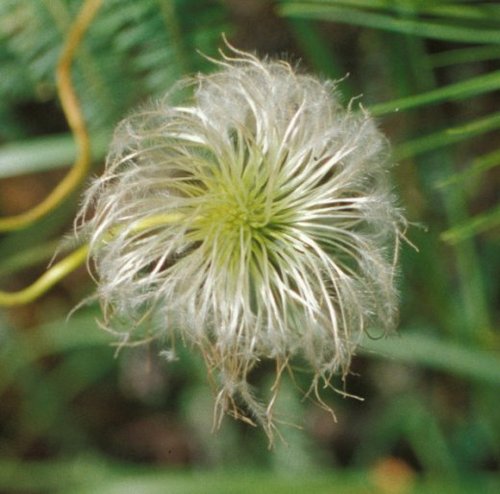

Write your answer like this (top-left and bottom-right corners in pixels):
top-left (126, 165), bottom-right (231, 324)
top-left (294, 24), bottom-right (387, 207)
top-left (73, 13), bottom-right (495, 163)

top-left (0, 244), bottom-right (89, 306)
top-left (0, 213), bottom-right (187, 306)
top-left (0, 0), bottom-right (103, 232)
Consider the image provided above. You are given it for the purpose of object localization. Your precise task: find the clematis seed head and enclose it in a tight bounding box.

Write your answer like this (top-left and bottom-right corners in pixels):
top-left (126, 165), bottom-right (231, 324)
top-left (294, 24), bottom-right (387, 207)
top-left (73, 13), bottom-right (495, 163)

top-left (76, 45), bottom-right (406, 437)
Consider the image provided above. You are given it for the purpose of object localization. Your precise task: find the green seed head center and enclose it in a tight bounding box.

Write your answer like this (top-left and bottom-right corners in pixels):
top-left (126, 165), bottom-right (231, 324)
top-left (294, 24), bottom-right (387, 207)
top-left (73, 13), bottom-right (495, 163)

top-left (215, 194), bottom-right (266, 234)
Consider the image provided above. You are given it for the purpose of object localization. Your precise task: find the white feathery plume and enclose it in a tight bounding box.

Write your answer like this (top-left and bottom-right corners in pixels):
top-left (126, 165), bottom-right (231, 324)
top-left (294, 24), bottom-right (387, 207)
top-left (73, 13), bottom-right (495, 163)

top-left (76, 45), bottom-right (406, 437)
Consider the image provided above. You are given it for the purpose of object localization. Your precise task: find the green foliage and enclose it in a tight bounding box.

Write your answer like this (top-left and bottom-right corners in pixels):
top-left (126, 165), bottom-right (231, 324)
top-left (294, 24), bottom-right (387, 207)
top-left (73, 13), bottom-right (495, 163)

top-left (0, 0), bottom-right (226, 139)
top-left (0, 0), bottom-right (499, 490)
top-left (1, 458), bottom-right (499, 494)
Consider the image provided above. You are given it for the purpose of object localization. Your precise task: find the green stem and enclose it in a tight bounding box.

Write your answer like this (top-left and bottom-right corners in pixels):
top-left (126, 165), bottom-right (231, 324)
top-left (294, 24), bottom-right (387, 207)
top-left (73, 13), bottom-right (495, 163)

top-left (0, 212), bottom-right (184, 306)
top-left (0, 244), bottom-right (89, 306)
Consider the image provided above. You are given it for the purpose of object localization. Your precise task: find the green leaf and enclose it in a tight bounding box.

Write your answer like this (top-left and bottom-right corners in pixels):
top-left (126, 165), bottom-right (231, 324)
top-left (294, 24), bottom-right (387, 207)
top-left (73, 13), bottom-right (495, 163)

top-left (436, 148), bottom-right (500, 188)
top-left (280, 0), bottom-right (500, 25)
top-left (0, 459), bottom-right (499, 494)
top-left (0, 132), bottom-right (109, 178)
top-left (360, 331), bottom-right (500, 385)
top-left (395, 111), bottom-right (500, 159)
top-left (0, 0), bottom-right (227, 135)
top-left (279, 3), bottom-right (500, 44)
top-left (370, 70), bottom-right (500, 116)
top-left (0, 239), bottom-right (59, 278)
top-left (0, 310), bottom-right (109, 397)
top-left (430, 46), bottom-right (500, 68)
top-left (441, 204), bottom-right (500, 244)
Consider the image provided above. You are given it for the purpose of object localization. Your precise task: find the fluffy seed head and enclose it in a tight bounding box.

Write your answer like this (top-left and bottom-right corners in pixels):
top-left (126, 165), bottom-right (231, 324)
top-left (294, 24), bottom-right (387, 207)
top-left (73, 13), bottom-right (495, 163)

top-left (76, 47), bottom-right (405, 434)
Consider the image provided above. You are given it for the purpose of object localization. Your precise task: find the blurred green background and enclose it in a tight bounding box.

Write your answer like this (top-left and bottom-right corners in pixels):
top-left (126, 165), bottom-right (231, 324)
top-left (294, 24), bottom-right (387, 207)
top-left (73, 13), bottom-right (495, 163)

top-left (0, 1), bottom-right (499, 493)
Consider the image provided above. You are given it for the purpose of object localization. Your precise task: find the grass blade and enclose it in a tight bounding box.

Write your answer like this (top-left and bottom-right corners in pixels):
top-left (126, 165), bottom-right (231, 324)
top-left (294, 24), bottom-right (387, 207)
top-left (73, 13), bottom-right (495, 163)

top-left (279, 3), bottom-right (500, 44)
top-left (370, 70), bottom-right (500, 116)
top-left (361, 331), bottom-right (500, 384)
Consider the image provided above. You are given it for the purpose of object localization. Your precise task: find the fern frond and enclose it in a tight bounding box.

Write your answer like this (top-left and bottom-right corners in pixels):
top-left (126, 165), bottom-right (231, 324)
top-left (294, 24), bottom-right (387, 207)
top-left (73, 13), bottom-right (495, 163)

top-left (0, 0), bottom-right (227, 138)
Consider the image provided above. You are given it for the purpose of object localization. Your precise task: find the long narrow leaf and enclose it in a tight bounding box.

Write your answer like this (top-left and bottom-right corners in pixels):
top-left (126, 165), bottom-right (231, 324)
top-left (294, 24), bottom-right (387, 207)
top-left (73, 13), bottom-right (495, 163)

top-left (360, 331), bottom-right (500, 384)
top-left (395, 111), bottom-right (500, 159)
top-left (0, 132), bottom-right (109, 178)
top-left (430, 46), bottom-right (500, 67)
top-left (436, 148), bottom-right (500, 188)
top-left (279, 4), bottom-right (500, 44)
top-left (283, 0), bottom-right (500, 24)
top-left (370, 70), bottom-right (500, 116)
top-left (441, 204), bottom-right (500, 244)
